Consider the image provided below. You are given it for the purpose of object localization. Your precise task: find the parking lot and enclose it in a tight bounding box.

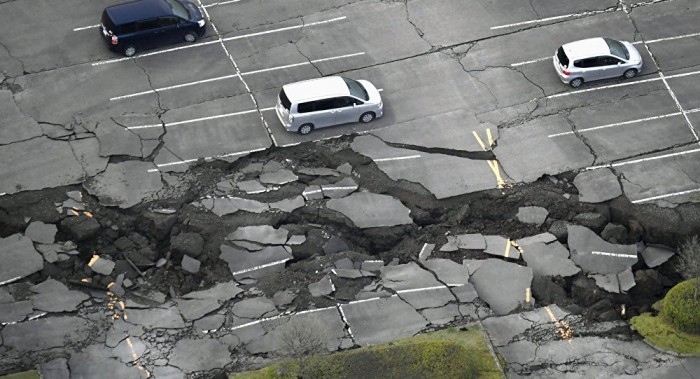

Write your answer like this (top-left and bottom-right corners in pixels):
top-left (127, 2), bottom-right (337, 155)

top-left (1, 0), bottom-right (699, 201)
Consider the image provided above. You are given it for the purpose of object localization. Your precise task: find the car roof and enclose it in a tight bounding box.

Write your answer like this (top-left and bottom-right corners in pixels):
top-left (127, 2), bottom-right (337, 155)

top-left (282, 76), bottom-right (350, 103)
top-left (562, 37), bottom-right (611, 60)
top-left (105, 0), bottom-right (171, 25)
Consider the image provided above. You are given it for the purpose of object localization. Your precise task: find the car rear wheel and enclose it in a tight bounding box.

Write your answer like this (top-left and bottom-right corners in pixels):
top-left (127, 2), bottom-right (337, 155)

top-left (298, 123), bottom-right (314, 135)
top-left (360, 112), bottom-right (375, 123)
top-left (623, 68), bottom-right (638, 79)
top-left (123, 45), bottom-right (137, 57)
top-left (184, 31), bottom-right (197, 43)
top-left (569, 78), bottom-right (583, 88)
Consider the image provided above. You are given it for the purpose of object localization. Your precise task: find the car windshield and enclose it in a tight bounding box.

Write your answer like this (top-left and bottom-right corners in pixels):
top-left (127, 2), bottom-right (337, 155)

top-left (164, 0), bottom-right (190, 19)
top-left (556, 46), bottom-right (569, 68)
top-left (604, 38), bottom-right (629, 60)
top-left (279, 89), bottom-right (291, 110)
top-left (343, 77), bottom-right (369, 101)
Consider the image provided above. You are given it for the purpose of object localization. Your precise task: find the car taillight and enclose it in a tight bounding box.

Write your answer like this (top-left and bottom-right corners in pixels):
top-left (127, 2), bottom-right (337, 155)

top-left (111, 35), bottom-right (118, 45)
top-left (562, 70), bottom-right (570, 75)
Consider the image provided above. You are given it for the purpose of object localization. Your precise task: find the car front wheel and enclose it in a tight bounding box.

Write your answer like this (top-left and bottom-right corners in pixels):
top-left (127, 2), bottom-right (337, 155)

top-left (298, 124), bottom-right (314, 135)
top-left (184, 31), bottom-right (197, 43)
top-left (360, 112), bottom-right (375, 123)
top-left (569, 78), bottom-right (583, 88)
top-left (124, 45), bottom-right (137, 57)
top-left (623, 68), bottom-right (638, 79)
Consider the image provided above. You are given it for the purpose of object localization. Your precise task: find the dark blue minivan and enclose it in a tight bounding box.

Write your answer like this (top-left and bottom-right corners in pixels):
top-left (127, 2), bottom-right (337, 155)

top-left (101, 0), bottom-right (206, 57)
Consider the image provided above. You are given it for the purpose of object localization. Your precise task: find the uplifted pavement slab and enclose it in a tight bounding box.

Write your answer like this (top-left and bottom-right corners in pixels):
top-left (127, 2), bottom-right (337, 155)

top-left (351, 135), bottom-right (505, 199)
top-left (422, 258), bottom-right (470, 285)
top-left (195, 197), bottom-right (270, 216)
top-left (420, 303), bottom-right (463, 326)
top-left (39, 358), bottom-right (69, 379)
top-left (112, 337), bottom-right (149, 363)
top-left (573, 168), bottom-right (622, 203)
top-left (169, 338), bottom-right (231, 373)
top-left (226, 225), bottom-right (289, 245)
top-left (484, 235), bottom-right (521, 260)
top-left (326, 192), bottom-right (413, 228)
top-left (181, 281), bottom-right (243, 302)
top-left (321, 177), bottom-right (359, 199)
top-left (341, 296), bottom-right (429, 346)
top-left (231, 297), bottom-right (277, 319)
top-left (177, 298), bottom-right (221, 321)
top-left (84, 161), bottom-right (163, 208)
top-left (568, 225), bottom-right (637, 275)
top-left (2, 316), bottom-right (89, 351)
top-left (70, 345), bottom-right (147, 379)
top-left (517, 233), bottom-right (557, 247)
top-left (521, 241), bottom-right (580, 278)
top-left (269, 195), bottom-right (305, 213)
top-left (0, 137), bottom-right (107, 195)
top-left (440, 233), bottom-right (486, 251)
top-left (590, 267), bottom-right (636, 294)
top-left (259, 169), bottom-right (298, 185)
top-left (0, 234), bottom-right (43, 285)
top-left (24, 221), bottom-right (57, 244)
top-left (94, 118), bottom-right (150, 158)
top-left (31, 288), bottom-right (89, 312)
top-left (219, 245), bottom-right (292, 280)
top-left (470, 259), bottom-right (533, 315)
top-left (641, 244), bottom-right (675, 268)
top-left (516, 206), bottom-right (549, 226)
top-left (153, 366), bottom-right (185, 379)
top-left (397, 286), bottom-right (456, 309)
top-left (378, 262), bottom-right (443, 292)
top-left (483, 305), bottom-right (570, 347)
top-left (105, 319), bottom-right (145, 348)
top-left (309, 275), bottom-right (335, 297)
top-left (247, 308), bottom-right (347, 354)
top-left (124, 306), bottom-right (185, 329)
top-left (0, 300), bottom-right (33, 324)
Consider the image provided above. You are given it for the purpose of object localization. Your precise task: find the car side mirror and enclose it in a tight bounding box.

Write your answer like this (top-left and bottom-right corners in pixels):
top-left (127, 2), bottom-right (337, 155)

top-left (617, 62), bottom-right (622, 65)
top-left (353, 103), bottom-right (356, 107)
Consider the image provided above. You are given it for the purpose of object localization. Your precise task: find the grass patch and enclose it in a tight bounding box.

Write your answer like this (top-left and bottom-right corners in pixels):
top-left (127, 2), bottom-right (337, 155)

top-left (631, 313), bottom-right (700, 355)
top-left (232, 325), bottom-right (503, 379)
top-left (0, 371), bottom-right (40, 379)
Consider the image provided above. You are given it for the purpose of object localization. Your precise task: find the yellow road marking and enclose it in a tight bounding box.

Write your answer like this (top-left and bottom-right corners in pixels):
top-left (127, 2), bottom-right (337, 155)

top-left (504, 240), bottom-right (511, 258)
top-left (486, 128), bottom-right (494, 146)
top-left (472, 130), bottom-right (487, 150)
top-left (544, 305), bottom-right (557, 322)
top-left (472, 129), bottom-right (506, 188)
top-left (525, 287), bottom-right (531, 303)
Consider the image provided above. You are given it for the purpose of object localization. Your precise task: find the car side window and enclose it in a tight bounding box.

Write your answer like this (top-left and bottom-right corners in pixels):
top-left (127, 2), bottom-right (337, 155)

top-left (121, 23), bottom-right (136, 33)
top-left (599, 56), bottom-right (622, 66)
top-left (314, 99), bottom-right (335, 111)
top-left (332, 97), bottom-right (352, 108)
top-left (136, 19), bottom-right (160, 31)
top-left (158, 17), bottom-right (178, 27)
top-left (297, 102), bottom-right (314, 113)
top-left (351, 97), bottom-right (364, 105)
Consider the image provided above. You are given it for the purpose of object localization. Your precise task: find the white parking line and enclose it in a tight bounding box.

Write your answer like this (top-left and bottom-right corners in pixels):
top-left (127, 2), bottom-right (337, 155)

top-left (110, 52), bottom-right (363, 101)
top-left (548, 112), bottom-right (683, 137)
top-left (374, 155), bottom-right (421, 162)
top-left (127, 106), bottom-right (274, 130)
top-left (491, 9), bottom-right (613, 30)
top-left (591, 251), bottom-right (637, 258)
top-left (547, 69), bottom-right (700, 99)
top-left (92, 16), bottom-right (347, 66)
top-left (73, 24), bottom-right (100, 32)
top-left (148, 147), bottom-right (267, 172)
top-left (511, 57), bottom-right (549, 67)
top-left (203, 0), bottom-right (240, 7)
top-left (586, 147), bottom-right (700, 170)
top-left (632, 188), bottom-right (700, 203)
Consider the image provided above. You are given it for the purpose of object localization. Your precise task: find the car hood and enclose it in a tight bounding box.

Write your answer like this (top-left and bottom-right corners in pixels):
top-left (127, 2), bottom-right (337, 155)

top-left (358, 80), bottom-right (382, 104)
top-left (182, 0), bottom-right (204, 21)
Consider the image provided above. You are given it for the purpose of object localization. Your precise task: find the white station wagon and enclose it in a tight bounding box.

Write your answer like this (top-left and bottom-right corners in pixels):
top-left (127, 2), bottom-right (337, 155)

top-left (276, 76), bottom-right (383, 135)
top-left (553, 37), bottom-right (643, 88)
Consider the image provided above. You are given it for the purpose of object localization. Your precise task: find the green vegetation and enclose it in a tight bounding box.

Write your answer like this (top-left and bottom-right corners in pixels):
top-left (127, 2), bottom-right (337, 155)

top-left (232, 325), bottom-right (504, 379)
top-left (661, 278), bottom-right (700, 334)
top-left (631, 313), bottom-right (700, 355)
top-left (0, 371), bottom-right (40, 379)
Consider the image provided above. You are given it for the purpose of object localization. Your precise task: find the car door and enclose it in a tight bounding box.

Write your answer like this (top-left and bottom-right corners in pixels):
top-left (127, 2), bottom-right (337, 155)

top-left (597, 56), bottom-right (626, 79)
top-left (308, 99), bottom-right (337, 129)
top-left (155, 16), bottom-right (181, 45)
top-left (331, 97), bottom-right (362, 125)
top-left (133, 18), bottom-right (161, 49)
top-left (575, 58), bottom-right (603, 82)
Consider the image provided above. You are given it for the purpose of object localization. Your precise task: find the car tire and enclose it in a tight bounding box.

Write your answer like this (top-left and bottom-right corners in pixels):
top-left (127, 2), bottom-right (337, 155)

top-left (623, 68), bottom-right (638, 79)
top-left (184, 31), bottom-right (197, 43)
top-left (569, 78), bottom-right (583, 88)
top-left (123, 45), bottom-right (137, 57)
top-left (359, 112), bottom-right (375, 123)
top-left (298, 124), bottom-right (314, 135)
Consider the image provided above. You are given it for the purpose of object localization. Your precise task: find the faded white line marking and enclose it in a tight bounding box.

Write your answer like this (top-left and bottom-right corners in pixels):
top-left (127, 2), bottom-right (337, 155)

top-left (511, 57), bottom-right (550, 67)
top-left (586, 148), bottom-right (700, 170)
top-left (92, 16), bottom-right (347, 66)
top-left (591, 251), bottom-right (637, 259)
top-left (148, 147), bottom-right (267, 172)
top-left (0, 276), bottom-right (21, 286)
top-left (73, 24), bottom-right (100, 31)
top-left (203, 0), bottom-right (240, 7)
top-left (374, 155), bottom-right (421, 162)
top-left (241, 52), bottom-right (365, 76)
top-left (230, 258), bottom-right (291, 276)
top-left (547, 76), bottom-right (663, 99)
top-left (646, 31), bottom-right (700, 44)
top-left (127, 109), bottom-right (258, 129)
top-left (491, 9), bottom-right (612, 30)
top-left (632, 188), bottom-right (700, 203)
top-left (548, 112), bottom-right (683, 137)
top-left (110, 73), bottom-right (239, 101)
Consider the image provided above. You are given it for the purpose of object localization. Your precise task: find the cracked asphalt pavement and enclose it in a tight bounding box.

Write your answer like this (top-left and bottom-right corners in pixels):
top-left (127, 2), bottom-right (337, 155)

top-left (1, 0), bottom-right (700, 377)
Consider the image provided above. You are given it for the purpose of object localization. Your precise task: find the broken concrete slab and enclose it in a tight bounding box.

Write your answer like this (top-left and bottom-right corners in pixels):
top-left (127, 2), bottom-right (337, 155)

top-left (398, 286), bottom-right (455, 309)
top-left (272, 290), bottom-right (297, 306)
top-left (177, 298), bottom-right (221, 321)
top-left (231, 297), bottom-right (277, 319)
top-left (521, 242), bottom-right (581, 278)
top-left (94, 118), bottom-right (146, 158)
top-left (0, 300), bottom-right (33, 324)
top-left (181, 255), bottom-right (201, 274)
top-left (227, 225), bottom-right (289, 245)
top-left (194, 197), bottom-right (269, 216)
top-left (323, 236), bottom-right (349, 255)
top-left (484, 235), bottom-right (521, 260)
top-left (326, 192), bottom-right (413, 228)
top-left (69, 345), bottom-right (146, 379)
top-left (0, 234), bottom-right (44, 285)
top-left (106, 319), bottom-right (145, 348)
top-left (618, 267), bottom-right (635, 293)
top-left (308, 275), bottom-right (335, 297)
top-left (420, 303), bottom-right (462, 326)
top-left (170, 233), bottom-right (204, 258)
top-left (124, 307), bottom-right (185, 329)
top-left (169, 338), bottom-right (231, 373)
top-left (182, 281), bottom-right (243, 302)
top-left (574, 168), bottom-right (622, 203)
top-left (441, 234), bottom-right (486, 252)
top-left (332, 268), bottom-right (375, 279)
top-left (194, 314), bottom-right (225, 332)
top-left (379, 262), bottom-right (443, 291)
top-left (84, 161), bottom-right (163, 209)
top-left (269, 195), bottom-right (305, 213)
top-left (516, 233), bottom-right (557, 247)
top-left (219, 245), bottom-right (292, 280)
top-left (422, 258), bottom-right (469, 285)
top-left (568, 225), bottom-right (637, 275)
top-left (297, 167), bottom-right (340, 177)
top-left (452, 283), bottom-right (479, 303)
top-left (60, 215), bottom-right (100, 241)
top-left (590, 273), bottom-right (622, 293)
top-left (302, 185), bottom-right (324, 201)
top-left (321, 177), bottom-right (358, 199)
top-left (470, 259), bottom-right (533, 315)
top-left (259, 169), bottom-right (298, 185)
top-left (0, 90), bottom-right (43, 145)
top-left (2, 316), bottom-right (89, 350)
top-left (641, 245), bottom-right (675, 268)
top-left (236, 180), bottom-right (267, 194)
top-left (286, 235), bottom-right (306, 245)
top-left (418, 243), bottom-right (435, 261)
top-left (341, 296), bottom-right (428, 346)
top-left (39, 358), bottom-right (70, 379)
top-left (29, 278), bottom-right (69, 293)
top-left (24, 221), bottom-right (58, 244)
top-left (152, 366), bottom-right (185, 379)
top-left (88, 255), bottom-right (115, 275)
top-left (31, 290), bottom-right (89, 312)
top-left (517, 206), bottom-right (549, 226)
top-left (113, 337), bottom-right (148, 363)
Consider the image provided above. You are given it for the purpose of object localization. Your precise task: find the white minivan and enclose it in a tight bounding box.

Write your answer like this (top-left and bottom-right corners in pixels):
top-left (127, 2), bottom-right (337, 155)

top-left (276, 76), bottom-right (383, 135)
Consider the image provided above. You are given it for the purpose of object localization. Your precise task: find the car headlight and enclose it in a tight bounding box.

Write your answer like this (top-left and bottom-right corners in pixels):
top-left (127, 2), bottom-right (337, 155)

top-left (377, 101), bottom-right (383, 108)
top-left (198, 19), bottom-right (206, 27)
